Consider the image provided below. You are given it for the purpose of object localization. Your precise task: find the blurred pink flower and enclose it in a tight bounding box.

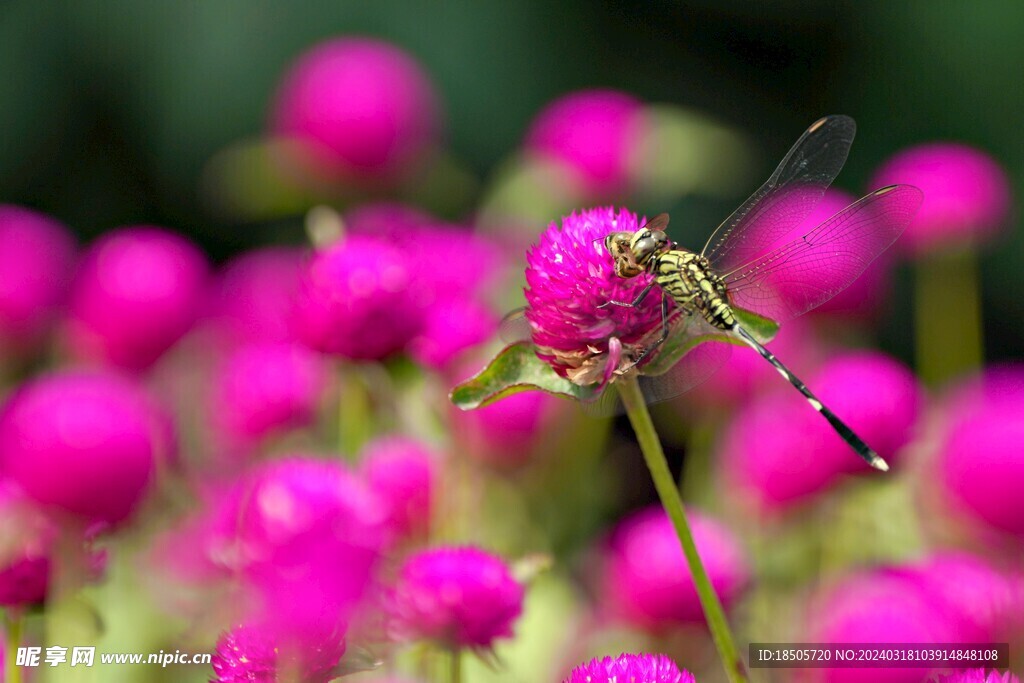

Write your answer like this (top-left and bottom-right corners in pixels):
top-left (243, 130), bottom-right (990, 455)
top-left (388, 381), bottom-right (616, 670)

top-left (361, 436), bottom-right (438, 540)
top-left (603, 505), bottom-right (749, 630)
top-left (66, 226), bottom-right (210, 371)
top-left (931, 671), bottom-right (1020, 683)
top-left (893, 552), bottom-right (1024, 643)
top-left (799, 569), bottom-right (974, 683)
top-left (870, 143), bottom-right (1012, 256)
top-left (0, 481), bottom-right (55, 606)
top-left (211, 341), bottom-right (328, 445)
top-left (210, 621), bottom-right (345, 683)
top-left (270, 37), bottom-right (440, 183)
top-left (294, 234), bottom-right (423, 360)
top-left (407, 294), bottom-right (497, 370)
top-left (388, 546), bottom-right (524, 648)
top-left (525, 89), bottom-right (645, 196)
top-left (449, 389), bottom-right (565, 466)
top-left (721, 350), bottom-right (921, 512)
top-left (0, 370), bottom-right (167, 526)
top-left (563, 653), bottom-right (694, 683)
top-left (208, 246), bottom-right (305, 346)
top-left (938, 367), bottom-right (1024, 537)
top-left (525, 207), bottom-right (663, 385)
top-left (227, 457), bottom-right (390, 635)
top-left (0, 205), bottom-right (77, 352)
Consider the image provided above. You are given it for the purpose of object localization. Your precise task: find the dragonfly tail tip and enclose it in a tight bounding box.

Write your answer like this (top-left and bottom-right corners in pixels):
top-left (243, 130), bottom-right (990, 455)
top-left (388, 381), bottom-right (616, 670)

top-left (872, 455), bottom-right (890, 472)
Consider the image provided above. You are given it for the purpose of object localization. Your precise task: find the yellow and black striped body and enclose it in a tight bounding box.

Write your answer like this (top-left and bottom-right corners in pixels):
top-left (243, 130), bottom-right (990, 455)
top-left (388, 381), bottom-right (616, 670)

top-left (651, 249), bottom-right (736, 330)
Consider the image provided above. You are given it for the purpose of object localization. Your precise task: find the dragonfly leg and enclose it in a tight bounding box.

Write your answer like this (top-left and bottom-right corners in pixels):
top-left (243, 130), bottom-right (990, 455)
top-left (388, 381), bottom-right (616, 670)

top-left (628, 293), bottom-right (671, 368)
top-left (598, 282), bottom-right (655, 309)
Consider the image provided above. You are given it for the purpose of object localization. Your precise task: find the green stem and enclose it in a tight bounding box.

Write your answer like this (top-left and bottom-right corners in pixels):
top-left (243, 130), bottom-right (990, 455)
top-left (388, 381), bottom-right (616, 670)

top-left (449, 647), bottom-right (462, 683)
top-left (6, 611), bottom-right (23, 683)
top-left (914, 249), bottom-right (983, 386)
top-left (617, 376), bottom-right (749, 683)
top-left (337, 365), bottom-right (373, 458)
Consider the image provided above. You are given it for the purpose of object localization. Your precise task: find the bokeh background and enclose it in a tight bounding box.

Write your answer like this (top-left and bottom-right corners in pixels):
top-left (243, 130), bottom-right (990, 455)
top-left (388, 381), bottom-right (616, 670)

top-left (2, 1), bottom-right (1024, 682)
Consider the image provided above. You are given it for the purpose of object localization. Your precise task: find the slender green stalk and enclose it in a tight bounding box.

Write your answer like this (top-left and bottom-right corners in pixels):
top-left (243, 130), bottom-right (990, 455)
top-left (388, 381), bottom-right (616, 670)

top-left (337, 365), bottom-right (373, 457)
top-left (915, 249), bottom-right (983, 385)
top-left (617, 375), bottom-right (749, 683)
top-left (449, 647), bottom-right (462, 683)
top-left (6, 611), bottom-right (23, 683)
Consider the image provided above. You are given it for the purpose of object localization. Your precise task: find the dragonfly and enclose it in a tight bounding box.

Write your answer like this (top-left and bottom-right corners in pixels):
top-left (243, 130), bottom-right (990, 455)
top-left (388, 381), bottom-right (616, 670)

top-left (503, 115), bottom-right (923, 471)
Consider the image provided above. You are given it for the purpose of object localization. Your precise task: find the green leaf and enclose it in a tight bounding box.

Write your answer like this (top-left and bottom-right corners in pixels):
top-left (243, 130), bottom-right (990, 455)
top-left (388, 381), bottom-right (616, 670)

top-left (641, 306), bottom-right (779, 377)
top-left (734, 306), bottom-right (779, 343)
top-left (450, 342), bottom-right (595, 410)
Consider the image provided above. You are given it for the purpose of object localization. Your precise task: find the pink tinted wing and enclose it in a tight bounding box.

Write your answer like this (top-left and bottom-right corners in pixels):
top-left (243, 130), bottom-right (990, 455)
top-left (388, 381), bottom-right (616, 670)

top-left (702, 115), bottom-right (856, 273)
top-left (499, 307), bottom-right (532, 343)
top-left (722, 185), bottom-right (923, 323)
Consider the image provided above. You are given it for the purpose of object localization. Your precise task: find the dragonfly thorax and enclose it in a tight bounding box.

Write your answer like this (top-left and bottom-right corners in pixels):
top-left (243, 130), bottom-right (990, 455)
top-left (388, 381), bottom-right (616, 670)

top-left (652, 249), bottom-right (736, 330)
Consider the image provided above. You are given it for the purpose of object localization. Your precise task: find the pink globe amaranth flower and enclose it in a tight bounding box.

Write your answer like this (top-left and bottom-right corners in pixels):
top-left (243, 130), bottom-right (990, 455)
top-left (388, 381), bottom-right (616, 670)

top-left (0, 480), bottom-right (55, 606)
top-left (361, 436), bottom-right (437, 540)
top-left (931, 670), bottom-right (1020, 683)
top-left (720, 395), bottom-right (846, 512)
top-left (563, 653), bottom-right (695, 683)
top-left (938, 377), bottom-right (1024, 536)
top-left (892, 552), bottom-right (1024, 643)
top-left (525, 89), bottom-right (646, 196)
top-left (525, 207), bottom-right (663, 385)
top-left (870, 143), bottom-right (1012, 256)
top-left (211, 341), bottom-right (328, 444)
top-left (604, 505), bottom-right (749, 630)
top-left (388, 546), bottom-right (524, 648)
top-left (448, 388), bottom-right (565, 466)
top-left (722, 351), bottom-right (921, 511)
top-left (0, 370), bottom-right (166, 526)
top-left (227, 457), bottom-right (389, 635)
top-left (408, 294), bottom-right (498, 370)
top-left (804, 352), bottom-right (923, 472)
top-left (66, 226), bottom-right (210, 371)
top-left (210, 621), bottom-right (345, 683)
top-left (293, 234), bottom-right (424, 360)
top-left (209, 246), bottom-right (304, 346)
top-left (799, 569), bottom-right (975, 683)
top-left (792, 189), bottom-right (895, 319)
top-left (0, 205), bottom-right (77, 351)
top-left (346, 202), bottom-right (508, 300)
top-left (270, 37), bottom-right (440, 183)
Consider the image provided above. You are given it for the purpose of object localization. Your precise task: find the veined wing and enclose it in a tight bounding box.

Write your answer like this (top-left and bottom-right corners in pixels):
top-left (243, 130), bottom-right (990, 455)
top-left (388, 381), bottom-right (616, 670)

top-left (581, 310), bottom-right (734, 417)
top-left (701, 115), bottom-right (856, 273)
top-left (499, 307), bottom-right (532, 343)
top-left (721, 184), bottom-right (923, 323)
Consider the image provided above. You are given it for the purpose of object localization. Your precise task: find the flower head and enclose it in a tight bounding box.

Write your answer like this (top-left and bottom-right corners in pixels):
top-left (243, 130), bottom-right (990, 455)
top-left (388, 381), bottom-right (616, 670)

top-left (209, 246), bottom-right (305, 346)
top-left (870, 143), bottom-right (1012, 256)
top-left (0, 205), bottom-right (77, 352)
top-left (210, 622), bottom-right (345, 683)
top-left (0, 481), bottom-right (55, 606)
top-left (931, 670), bottom-right (1020, 683)
top-left (293, 234), bottom-right (423, 360)
top-left (563, 653), bottom-right (695, 683)
top-left (604, 506), bottom-right (749, 629)
top-left (66, 226), bottom-right (210, 370)
top-left (211, 341), bottom-right (328, 445)
top-left (526, 89), bottom-right (646, 196)
top-left (524, 207), bottom-right (663, 385)
top-left (361, 436), bottom-right (437, 540)
top-left (0, 370), bottom-right (167, 525)
top-left (388, 546), bottom-right (524, 648)
top-left (270, 37), bottom-right (440, 183)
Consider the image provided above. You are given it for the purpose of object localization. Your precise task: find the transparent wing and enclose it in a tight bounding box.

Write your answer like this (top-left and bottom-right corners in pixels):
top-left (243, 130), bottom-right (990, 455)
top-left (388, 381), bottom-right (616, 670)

top-left (499, 307), bottom-right (532, 344)
top-left (701, 115), bottom-right (856, 273)
top-left (578, 312), bottom-right (734, 417)
top-left (721, 184), bottom-right (923, 323)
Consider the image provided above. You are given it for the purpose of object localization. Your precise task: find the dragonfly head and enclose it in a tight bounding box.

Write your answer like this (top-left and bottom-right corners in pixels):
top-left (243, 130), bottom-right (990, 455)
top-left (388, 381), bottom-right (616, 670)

top-left (604, 231), bottom-right (644, 278)
top-left (630, 227), bottom-right (670, 267)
